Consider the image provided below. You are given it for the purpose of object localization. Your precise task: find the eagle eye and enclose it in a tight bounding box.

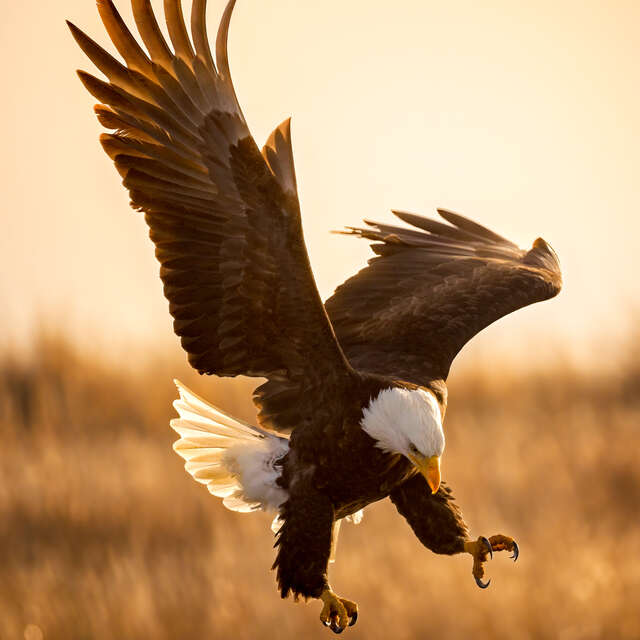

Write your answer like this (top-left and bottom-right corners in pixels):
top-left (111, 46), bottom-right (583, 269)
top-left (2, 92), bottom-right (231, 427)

top-left (409, 443), bottom-right (418, 454)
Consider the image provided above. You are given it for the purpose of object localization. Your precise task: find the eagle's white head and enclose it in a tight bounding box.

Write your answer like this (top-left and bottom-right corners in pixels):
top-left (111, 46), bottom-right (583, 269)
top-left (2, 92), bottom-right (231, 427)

top-left (361, 387), bottom-right (444, 493)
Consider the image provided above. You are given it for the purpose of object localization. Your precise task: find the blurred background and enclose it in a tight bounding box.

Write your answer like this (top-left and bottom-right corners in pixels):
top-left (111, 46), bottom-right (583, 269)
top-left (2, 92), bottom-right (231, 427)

top-left (1, 0), bottom-right (639, 638)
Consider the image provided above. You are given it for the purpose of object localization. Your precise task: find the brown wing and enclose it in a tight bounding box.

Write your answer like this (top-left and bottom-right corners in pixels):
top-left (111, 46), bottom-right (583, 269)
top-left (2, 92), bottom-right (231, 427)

top-left (69, 0), bottom-right (354, 434)
top-left (325, 209), bottom-right (562, 384)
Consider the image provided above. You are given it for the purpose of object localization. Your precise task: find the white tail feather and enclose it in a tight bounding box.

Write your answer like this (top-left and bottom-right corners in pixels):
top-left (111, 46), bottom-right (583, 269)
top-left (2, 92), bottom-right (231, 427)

top-left (171, 380), bottom-right (364, 547)
top-left (171, 379), bottom-right (288, 514)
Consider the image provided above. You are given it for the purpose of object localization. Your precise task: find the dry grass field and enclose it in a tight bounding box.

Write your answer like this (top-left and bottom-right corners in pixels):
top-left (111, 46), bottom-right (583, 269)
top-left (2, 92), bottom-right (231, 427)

top-left (1, 332), bottom-right (639, 639)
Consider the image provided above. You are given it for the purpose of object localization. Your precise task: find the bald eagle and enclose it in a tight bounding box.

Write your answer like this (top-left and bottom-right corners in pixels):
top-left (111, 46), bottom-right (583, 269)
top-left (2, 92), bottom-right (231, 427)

top-left (69, 0), bottom-right (562, 633)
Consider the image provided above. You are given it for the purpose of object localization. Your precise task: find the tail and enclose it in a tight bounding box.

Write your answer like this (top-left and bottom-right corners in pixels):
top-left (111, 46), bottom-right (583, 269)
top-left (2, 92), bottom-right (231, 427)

top-left (170, 379), bottom-right (287, 513)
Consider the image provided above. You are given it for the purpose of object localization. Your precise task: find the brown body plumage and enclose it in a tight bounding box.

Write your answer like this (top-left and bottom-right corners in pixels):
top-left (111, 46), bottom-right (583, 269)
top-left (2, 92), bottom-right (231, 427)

top-left (69, 0), bottom-right (561, 632)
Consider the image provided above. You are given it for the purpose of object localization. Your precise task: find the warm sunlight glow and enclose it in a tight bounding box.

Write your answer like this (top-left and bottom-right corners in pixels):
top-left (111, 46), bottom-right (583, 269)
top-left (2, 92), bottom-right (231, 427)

top-left (2, 0), bottom-right (639, 367)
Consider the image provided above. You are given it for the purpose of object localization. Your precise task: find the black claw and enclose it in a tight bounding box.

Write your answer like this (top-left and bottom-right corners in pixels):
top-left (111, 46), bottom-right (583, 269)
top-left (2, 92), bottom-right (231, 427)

top-left (349, 612), bottom-right (358, 627)
top-left (475, 577), bottom-right (491, 589)
top-left (510, 541), bottom-right (519, 562)
top-left (480, 536), bottom-right (493, 559)
top-left (330, 621), bottom-right (344, 634)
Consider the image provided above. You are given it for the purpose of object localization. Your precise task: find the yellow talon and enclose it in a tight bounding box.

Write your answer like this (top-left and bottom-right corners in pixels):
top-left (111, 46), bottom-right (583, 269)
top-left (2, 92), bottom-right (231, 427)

top-left (320, 588), bottom-right (358, 632)
top-left (464, 534), bottom-right (519, 589)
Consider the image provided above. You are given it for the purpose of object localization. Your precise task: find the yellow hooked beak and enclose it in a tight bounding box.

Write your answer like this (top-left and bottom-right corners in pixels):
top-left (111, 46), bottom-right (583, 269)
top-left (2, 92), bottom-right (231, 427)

top-left (409, 454), bottom-right (441, 494)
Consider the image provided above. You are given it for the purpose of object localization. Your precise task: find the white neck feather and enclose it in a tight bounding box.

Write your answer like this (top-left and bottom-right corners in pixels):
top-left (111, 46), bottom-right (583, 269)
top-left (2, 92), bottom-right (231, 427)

top-left (360, 387), bottom-right (445, 458)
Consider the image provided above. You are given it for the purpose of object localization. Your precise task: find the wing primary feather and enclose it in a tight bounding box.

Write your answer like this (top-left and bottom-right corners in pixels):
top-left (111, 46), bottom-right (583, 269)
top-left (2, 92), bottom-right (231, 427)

top-left (152, 62), bottom-right (205, 125)
top-left (164, 0), bottom-right (196, 63)
top-left (131, 0), bottom-right (175, 70)
top-left (68, 23), bottom-right (168, 110)
top-left (78, 71), bottom-right (200, 150)
top-left (128, 69), bottom-right (202, 133)
top-left (215, 0), bottom-right (237, 81)
top-left (191, 0), bottom-right (217, 73)
top-left (215, 0), bottom-right (245, 120)
top-left (191, 56), bottom-right (218, 110)
top-left (392, 210), bottom-right (487, 243)
top-left (78, 70), bottom-right (140, 114)
top-left (172, 56), bottom-right (210, 111)
top-left (67, 21), bottom-right (140, 96)
top-left (96, 112), bottom-right (159, 143)
top-left (437, 209), bottom-right (518, 247)
top-left (361, 220), bottom-right (474, 247)
top-left (96, 0), bottom-right (153, 75)
top-left (96, 107), bottom-right (199, 161)
top-left (340, 222), bottom-right (432, 246)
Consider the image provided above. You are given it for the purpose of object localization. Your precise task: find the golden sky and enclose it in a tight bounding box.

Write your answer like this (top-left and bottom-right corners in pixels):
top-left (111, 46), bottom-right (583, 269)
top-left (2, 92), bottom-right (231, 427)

top-left (1, 0), bottom-right (639, 369)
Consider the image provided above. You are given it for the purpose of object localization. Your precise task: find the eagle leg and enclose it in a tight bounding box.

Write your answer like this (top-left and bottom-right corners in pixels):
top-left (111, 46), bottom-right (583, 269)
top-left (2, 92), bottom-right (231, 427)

top-left (464, 534), bottom-right (519, 588)
top-left (320, 587), bottom-right (358, 633)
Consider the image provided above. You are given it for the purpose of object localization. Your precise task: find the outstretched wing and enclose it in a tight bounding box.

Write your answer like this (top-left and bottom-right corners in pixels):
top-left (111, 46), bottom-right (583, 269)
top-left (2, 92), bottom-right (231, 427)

top-left (69, 0), bottom-right (354, 434)
top-left (325, 209), bottom-right (562, 385)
